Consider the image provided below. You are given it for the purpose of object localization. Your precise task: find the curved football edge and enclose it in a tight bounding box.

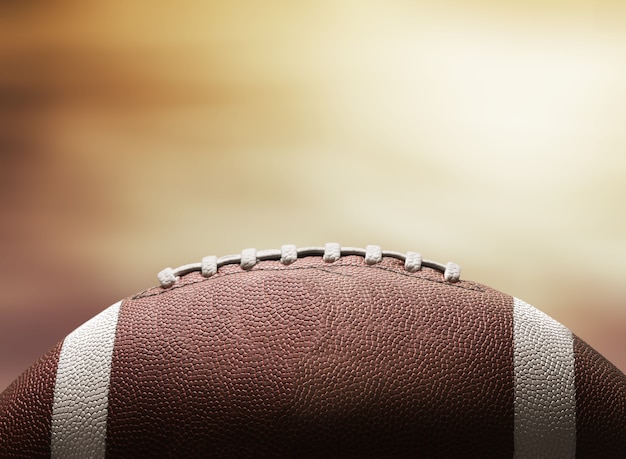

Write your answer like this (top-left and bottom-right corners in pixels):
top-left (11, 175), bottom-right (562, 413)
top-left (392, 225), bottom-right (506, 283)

top-left (0, 342), bottom-right (63, 457)
top-left (0, 255), bottom-right (625, 458)
top-left (573, 334), bottom-right (626, 456)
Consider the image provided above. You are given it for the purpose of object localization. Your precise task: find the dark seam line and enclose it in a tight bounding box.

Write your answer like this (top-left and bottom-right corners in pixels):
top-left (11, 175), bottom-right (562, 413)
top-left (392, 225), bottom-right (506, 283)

top-left (133, 263), bottom-right (484, 300)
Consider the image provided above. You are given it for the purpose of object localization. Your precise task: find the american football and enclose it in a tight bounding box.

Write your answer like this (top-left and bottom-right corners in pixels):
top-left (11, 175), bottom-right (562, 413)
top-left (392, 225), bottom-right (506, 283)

top-left (1, 243), bottom-right (624, 458)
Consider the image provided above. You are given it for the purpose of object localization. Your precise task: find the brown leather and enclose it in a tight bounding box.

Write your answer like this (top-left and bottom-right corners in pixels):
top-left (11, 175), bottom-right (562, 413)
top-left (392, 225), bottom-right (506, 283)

top-left (574, 334), bottom-right (626, 457)
top-left (0, 341), bottom-right (62, 458)
top-left (106, 255), bottom-right (515, 458)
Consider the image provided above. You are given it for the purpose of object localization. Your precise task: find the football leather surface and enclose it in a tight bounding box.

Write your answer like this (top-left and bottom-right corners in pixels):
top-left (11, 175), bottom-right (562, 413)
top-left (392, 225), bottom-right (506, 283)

top-left (1, 243), bottom-right (624, 458)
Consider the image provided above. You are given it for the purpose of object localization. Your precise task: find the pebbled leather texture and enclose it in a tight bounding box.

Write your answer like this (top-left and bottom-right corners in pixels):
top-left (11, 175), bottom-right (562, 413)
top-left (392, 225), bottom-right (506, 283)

top-left (51, 301), bottom-right (121, 459)
top-left (573, 335), bottom-right (626, 457)
top-left (106, 255), bottom-right (515, 458)
top-left (512, 298), bottom-right (576, 458)
top-left (0, 342), bottom-right (62, 458)
top-left (1, 253), bottom-right (625, 457)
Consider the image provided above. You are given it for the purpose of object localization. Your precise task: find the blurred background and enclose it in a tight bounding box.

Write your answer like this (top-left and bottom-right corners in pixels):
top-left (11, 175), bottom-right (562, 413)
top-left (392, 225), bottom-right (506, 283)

top-left (1, 0), bottom-right (625, 391)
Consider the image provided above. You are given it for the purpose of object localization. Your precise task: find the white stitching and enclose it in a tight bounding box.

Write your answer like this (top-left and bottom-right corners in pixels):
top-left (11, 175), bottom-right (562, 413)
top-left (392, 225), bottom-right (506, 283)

top-left (158, 243), bottom-right (461, 288)
top-left (240, 248), bottom-right (257, 270)
top-left (365, 245), bottom-right (382, 265)
top-left (404, 251), bottom-right (422, 272)
top-left (444, 262), bottom-right (461, 282)
top-left (201, 255), bottom-right (217, 277)
top-left (157, 267), bottom-right (177, 289)
top-left (323, 242), bottom-right (341, 262)
top-left (280, 244), bottom-right (297, 265)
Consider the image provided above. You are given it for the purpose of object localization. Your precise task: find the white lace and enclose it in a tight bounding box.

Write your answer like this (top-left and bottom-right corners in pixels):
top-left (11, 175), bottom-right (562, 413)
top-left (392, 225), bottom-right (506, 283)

top-left (157, 243), bottom-right (461, 288)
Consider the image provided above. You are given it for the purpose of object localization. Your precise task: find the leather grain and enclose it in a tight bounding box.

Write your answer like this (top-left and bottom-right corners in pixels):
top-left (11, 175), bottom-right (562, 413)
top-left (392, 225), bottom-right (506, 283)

top-left (512, 297), bottom-right (576, 458)
top-left (0, 342), bottom-right (62, 458)
top-left (2, 252), bottom-right (625, 458)
top-left (51, 301), bottom-right (121, 459)
top-left (106, 255), bottom-right (515, 458)
top-left (573, 334), bottom-right (626, 457)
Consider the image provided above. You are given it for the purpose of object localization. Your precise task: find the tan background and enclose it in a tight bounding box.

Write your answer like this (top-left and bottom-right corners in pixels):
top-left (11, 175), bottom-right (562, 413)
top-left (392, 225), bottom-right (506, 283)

top-left (1, 1), bottom-right (625, 391)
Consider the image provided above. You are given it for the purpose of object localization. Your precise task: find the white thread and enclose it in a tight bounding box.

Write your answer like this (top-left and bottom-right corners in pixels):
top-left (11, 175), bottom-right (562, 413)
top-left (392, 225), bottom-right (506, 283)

top-left (201, 255), bottom-right (218, 277)
top-left (157, 267), bottom-right (177, 288)
top-left (365, 245), bottom-right (382, 265)
top-left (158, 244), bottom-right (460, 287)
top-left (444, 262), bottom-right (461, 282)
top-left (280, 244), bottom-right (298, 265)
top-left (404, 252), bottom-right (422, 272)
top-left (323, 242), bottom-right (341, 262)
top-left (240, 248), bottom-right (257, 270)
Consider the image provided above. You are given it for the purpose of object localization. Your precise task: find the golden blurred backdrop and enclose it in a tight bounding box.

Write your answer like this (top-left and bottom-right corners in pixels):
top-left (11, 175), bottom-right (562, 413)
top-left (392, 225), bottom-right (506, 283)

top-left (1, 1), bottom-right (626, 390)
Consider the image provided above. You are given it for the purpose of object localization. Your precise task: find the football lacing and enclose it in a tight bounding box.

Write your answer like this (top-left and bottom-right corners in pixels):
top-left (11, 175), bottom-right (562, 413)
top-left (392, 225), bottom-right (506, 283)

top-left (157, 243), bottom-right (461, 288)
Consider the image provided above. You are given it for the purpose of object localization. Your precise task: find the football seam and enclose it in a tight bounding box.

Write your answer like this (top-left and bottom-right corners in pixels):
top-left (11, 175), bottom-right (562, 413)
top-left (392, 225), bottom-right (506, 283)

top-left (158, 244), bottom-right (463, 288)
top-left (132, 262), bottom-right (486, 300)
